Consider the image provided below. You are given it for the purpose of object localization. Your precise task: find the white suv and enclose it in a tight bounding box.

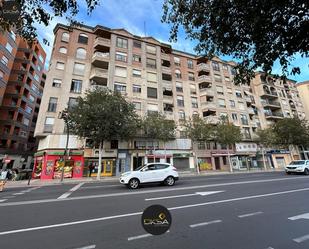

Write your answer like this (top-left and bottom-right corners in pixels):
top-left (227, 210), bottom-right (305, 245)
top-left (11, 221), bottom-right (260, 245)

top-left (119, 163), bottom-right (179, 189)
top-left (285, 160), bottom-right (309, 175)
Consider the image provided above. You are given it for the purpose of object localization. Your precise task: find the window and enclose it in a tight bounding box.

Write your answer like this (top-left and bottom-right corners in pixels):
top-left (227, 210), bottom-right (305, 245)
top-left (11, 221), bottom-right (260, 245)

top-left (133, 85), bottom-right (142, 93)
top-left (133, 54), bottom-right (141, 63)
top-left (114, 83), bottom-right (126, 93)
top-left (52, 79), bottom-right (62, 88)
top-left (176, 82), bottom-right (183, 92)
top-left (231, 67), bottom-right (236, 75)
top-left (0, 70), bottom-right (3, 79)
top-left (238, 102), bottom-right (245, 110)
top-left (38, 54), bottom-right (44, 64)
top-left (232, 113), bottom-right (238, 121)
top-left (187, 59), bottom-right (193, 69)
top-left (76, 48), bottom-right (87, 59)
top-left (147, 87), bottom-right (157, 99)
top-left (191, 97), bottom-right (198, 108)
top-left (115, 51), bottom-right (127, 62)
top-left (56, 62), bottom-right (65, 70)
top-left (147, 72), bottom-right (157, 82)
top-left (177, 95), bottom-right (184, 107)
top-left (68, 97), bottom-right (78, 110)
top-left (1, 55), bottom-right (8, 66)
top-left (116, 37), bottom-right (128, 49)
top-left (243, 127), bottom-right (251, 139)
top-left (218, 99), bottom-right (226, 108)
top-left (225, 76), bottom-right (230, 82)
top-left (115, 66), bottom-right (127, 77)
top-left (23, 118), bottom-right (30, 126)
top-left (70, 79), bottom-right (82, 93)
top-left (29, 95), bottom-right (35, 102)
top-left (230, 100), bottom-right (235, 108)
top-left (212, 62), bottom-right (220, 71)
top-left (73, 63), bottom-right (85, 75)
top-left (190, 84), bottom-right (197, 94)
top-left (146, 45), bottom-right (156, 54)
top-left (45, 117), bottom-right (55, 125)
top-left (222, 64), bottom-right (229, 70)
top-left (146, 58), bottom-right (156, 69)
top-left (188, 72), bottom-right (195, 81)
top-left (179, 111), bottom-right (186, 120)
top-left (5, 43), bottom-right (13, 53)
top-left (132, 69), bottom-right (141, 77)
top-left (59, 47), bottom-right (67, 54)
top-left (216, 85), bottom-right (224, 95)
top-left (47, 97), bottom-right (58, 112)
top-left (147, 103), bottom-right (158, 114)
top-left (240, 114), bottom-right (249, 125)
top-left (34, 74), bottom-right (40, 82)
top-left (78, 34), bottom-right (88, 44)
top-left (9, 31), bottom-right (16, 41)
top-left (227, 88), bottom-right (233, 94)
top-left (133, 40), bottom-right (141, 48)
top-left (214, 75), bottom-right (222, 82)
top-left (175, 69), bottom-right (182, 79)
top-left (235, 90), bottom-right (242, 98)
top-left (174, 57), bottom-right (180, 66)
top-left (61, 32), bottom-right (70, 42)
top-left (133, 102), bottom-right (141, 110)
top-left (25, 106), bottom-right (32, 114)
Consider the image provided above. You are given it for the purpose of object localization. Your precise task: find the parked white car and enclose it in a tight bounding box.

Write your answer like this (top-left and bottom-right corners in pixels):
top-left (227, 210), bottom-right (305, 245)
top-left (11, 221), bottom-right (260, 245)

top-left (119, 163), bottom-right (179, 189)
top-left (285, 160), bottom-right (309, 175)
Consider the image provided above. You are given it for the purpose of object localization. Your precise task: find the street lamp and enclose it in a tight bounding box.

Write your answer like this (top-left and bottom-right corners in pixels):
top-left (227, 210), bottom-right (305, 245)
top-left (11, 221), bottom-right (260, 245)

top-left (58, 110), bottom-right (70, 182)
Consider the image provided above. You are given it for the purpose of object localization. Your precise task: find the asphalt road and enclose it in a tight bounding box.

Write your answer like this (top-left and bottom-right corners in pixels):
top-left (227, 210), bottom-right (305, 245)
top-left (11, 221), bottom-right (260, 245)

top-left (1, 172), bottom-right (309, 249)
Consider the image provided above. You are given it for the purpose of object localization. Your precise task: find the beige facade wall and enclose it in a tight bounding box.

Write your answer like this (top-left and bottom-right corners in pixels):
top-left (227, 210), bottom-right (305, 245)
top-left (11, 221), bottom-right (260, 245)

top-left (296, 81), bottom-right (309, 121)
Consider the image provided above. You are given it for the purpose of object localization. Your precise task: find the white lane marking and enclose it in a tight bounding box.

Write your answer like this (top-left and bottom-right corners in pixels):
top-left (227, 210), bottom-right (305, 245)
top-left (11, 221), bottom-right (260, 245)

top-left (266, 247), bottom-right (275, 249)
top-left (0, 199), bottom-right (7, 203)
top-left (293, 234), bottom-right (309, 243)
top-left (190, 219), bottom-right (222, 228)
top-left (145, 191), bottom-right (224, 201)
top-left (128, 234), bottom-right (152, 241)
top-left (288, 213), bottom-right (309, 221)
top-left (57, 183), bottom-right (84, 199)
top-left (1, 176), bottom-right (305, 207)
top-left (13, 193), bottom-right (24, 195)
top-left (0, 187), bottom-right (307, 235)
top-left (238, 211), bottom-right (263, 218)
top-left (74, 245), bottom-right (96, 249)
top-left (81, 184), bottom-right (120, 189)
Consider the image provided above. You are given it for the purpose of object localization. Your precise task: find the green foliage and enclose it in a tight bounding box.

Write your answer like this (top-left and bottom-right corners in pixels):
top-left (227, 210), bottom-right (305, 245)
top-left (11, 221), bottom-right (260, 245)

top-left (162, 0), bottom-right (308, 83)
top-left (0, 0), bottom-right (100, 41)
top-left (184, 115), bottom-right (214, 142)
top-left (213, 120), bottom-right (242, 146)
top-left (67, 88), bottom-right (140, 146)
top-left (142, 112), bottom-right (176, 142)
top-left (272, 118), bottom-right (309, 147)
top-left (255, 128), bottom-right (278, 148)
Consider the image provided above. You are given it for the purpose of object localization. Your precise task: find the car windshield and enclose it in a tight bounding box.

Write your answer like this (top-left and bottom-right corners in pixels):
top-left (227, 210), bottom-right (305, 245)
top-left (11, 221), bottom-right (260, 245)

top-left (134, 165), bottom-right (146, 171)
top-left (290, 161), bottom-right (306, 165)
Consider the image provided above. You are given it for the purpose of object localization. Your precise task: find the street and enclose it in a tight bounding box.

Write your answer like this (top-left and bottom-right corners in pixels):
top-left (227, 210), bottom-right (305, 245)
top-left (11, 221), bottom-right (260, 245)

top-left (1, 172), bottom-right (309, 249)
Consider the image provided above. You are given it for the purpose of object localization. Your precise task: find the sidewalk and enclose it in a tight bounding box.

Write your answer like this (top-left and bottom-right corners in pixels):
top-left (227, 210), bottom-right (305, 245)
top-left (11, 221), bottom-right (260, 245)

top-left (4, 168), bottom-right (284, 189)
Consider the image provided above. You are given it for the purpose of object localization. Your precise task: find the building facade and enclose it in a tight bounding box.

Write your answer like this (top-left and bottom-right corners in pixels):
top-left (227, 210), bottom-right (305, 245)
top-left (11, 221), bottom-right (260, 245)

top-left (0, 30), bottom-right (46, 169)
top-left (34, 23), bottom-right (306, 179)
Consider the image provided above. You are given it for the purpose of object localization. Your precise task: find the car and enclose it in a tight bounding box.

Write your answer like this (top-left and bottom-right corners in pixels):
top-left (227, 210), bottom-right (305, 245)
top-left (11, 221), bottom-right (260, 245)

top-left (285, 160), bottom-right (309, 175)
top-left (119, 163), bottom-right (179, 189)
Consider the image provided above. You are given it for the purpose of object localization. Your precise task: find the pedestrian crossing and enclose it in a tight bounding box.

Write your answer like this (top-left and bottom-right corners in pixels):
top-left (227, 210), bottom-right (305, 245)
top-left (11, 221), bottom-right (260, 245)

top-left (0, 187), bottom-right (40, 203)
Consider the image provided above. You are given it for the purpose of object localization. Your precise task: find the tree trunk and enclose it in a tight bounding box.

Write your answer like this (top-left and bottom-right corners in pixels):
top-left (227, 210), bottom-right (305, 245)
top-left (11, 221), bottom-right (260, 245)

top-left (227, 147), bottom-right (233, 173)
top-left (164, 141), bottom-right (167, 163)
top-left (97, 141), bottom-right (103, 180)
top-left (261, 147), bottom-right (267, 171)
top-left (289, 144), bottom-right (294, 162)
top-left (193, 141), bottom-right (200, 174)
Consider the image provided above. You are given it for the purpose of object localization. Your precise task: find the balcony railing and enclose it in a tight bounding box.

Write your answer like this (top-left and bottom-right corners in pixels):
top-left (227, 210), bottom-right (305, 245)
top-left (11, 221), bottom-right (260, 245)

top-left (92, 52), bottom-right (110, 61)
top-left (264, 112), bottom-right (284, 118)
top-left (261, 99), bottom-right (281, 107)
top-left (94, 37), bottom-right (111, 48)
top-left (201, 102), bottom-right (216, 109)
top-left (198, 75), bottom-right (212, 83)
top-left (197, 63), bottom-right (210, 71)
top-left (90, 68), bottom-right (108, 79)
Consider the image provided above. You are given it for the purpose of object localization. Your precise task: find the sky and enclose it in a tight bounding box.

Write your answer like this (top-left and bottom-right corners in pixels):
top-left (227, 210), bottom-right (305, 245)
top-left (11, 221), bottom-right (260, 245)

top-left (35, 0), bottom-right (309, 83)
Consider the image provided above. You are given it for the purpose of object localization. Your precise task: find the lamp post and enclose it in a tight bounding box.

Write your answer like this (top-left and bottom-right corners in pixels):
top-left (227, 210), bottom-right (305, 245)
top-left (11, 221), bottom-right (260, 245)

top-left (58, 110), bottom-right (70, 182)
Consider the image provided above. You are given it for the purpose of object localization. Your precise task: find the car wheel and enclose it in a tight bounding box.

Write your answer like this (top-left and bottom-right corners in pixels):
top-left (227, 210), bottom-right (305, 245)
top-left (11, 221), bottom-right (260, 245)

top-left (128, 178), bottom-right (139, 189)
top-left (304, 169), bottom-right (309, 175)
top-left (164, 176), bottom-right (175, 186)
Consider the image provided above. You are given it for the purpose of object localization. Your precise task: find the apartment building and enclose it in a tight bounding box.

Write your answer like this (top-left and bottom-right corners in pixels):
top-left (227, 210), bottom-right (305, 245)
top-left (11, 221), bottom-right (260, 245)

top-left (34, 23), bottom-right (307, 179)
top-left (0, 29), bottom-right (46, 169)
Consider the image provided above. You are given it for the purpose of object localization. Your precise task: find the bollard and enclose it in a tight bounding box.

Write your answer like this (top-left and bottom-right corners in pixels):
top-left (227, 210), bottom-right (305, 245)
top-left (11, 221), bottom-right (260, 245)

top-left (27, 174), bottom-right (31, 185)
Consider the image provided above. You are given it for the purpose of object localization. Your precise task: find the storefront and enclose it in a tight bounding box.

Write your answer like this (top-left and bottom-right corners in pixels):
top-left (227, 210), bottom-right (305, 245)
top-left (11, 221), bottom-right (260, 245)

top-left (234, 143), bottom-right (259, 170)
top-left (33, 150), bottom-right (84, 180)
top-left (172, 153), bottom-right (194, 170)
top-left (266, 150), bottom-right (293, 169)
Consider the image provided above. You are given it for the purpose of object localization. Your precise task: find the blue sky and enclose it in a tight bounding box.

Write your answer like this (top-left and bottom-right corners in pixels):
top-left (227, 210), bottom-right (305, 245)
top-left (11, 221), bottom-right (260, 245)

top-left (36, 0), bottom-right (309, 83)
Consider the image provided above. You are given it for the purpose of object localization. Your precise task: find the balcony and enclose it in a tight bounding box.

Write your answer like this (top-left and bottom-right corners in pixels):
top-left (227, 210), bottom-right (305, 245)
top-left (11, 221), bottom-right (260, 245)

top-left (43, 125), bottom-right (53, 133)
top-left (94, 37), bottom-right (111, 49)
top-left (204, 115), bottom-right (220, 125)
top-left (261, 90), bottom-right (278, 99)
top-left (201, 102), bottom-right (216, 109)
top-left (197, 63), bottom-right (210, 72)
top-left (247, 108), bottom-right (255, 115)
top-left (264, 111), bottom-right (284, 120)
top-left (261, 99), bottom-right (281, 109)
top-left (161, 53), bottom-right (170, 61)
top-left (198, 75), bottom-right (212, 84)
top-left (92, 52), bottom-right (110, 68)
top-left (90, 67), bottom-right (108, 79)
top-left (164, 111), bottom-right (174, 120)
top-left (161, 66), bottom-right (171, 74)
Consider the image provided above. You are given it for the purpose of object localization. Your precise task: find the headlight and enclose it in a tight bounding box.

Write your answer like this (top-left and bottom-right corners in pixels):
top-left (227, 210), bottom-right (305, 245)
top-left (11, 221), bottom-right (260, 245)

top-left (121, 172), bottom-right (130, 177)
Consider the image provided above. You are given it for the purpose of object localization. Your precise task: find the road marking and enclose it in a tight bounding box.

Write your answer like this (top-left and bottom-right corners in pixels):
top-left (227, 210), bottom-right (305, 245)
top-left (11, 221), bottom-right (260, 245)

top-left (12, 193), bottom-right (24, 195)
top-left (74, 245), bottom-right (96, 249)
top-left (238, 211), bottom-right (263, 218)
top-left (57, 183), bottom-right (84, 199)
top-left (81, 184), bottom-right (121, 189)
top-left (145, 191), bottom-right (224, 201)
top-left (293, 234), bottom-right (309, 243)
top-left (0, 199), bottom-right (7, 203)
top-left (128, 233), bottom-right (152, 241)
top-left (0, 176), bottom-right (306, 207)
top-left (266, 247), bottom-right (275, 249)
top-left (288, 213), bottom-right (309, 221)
top-left (190, 219), bottom-right (222, 228)
top-left (1, 188), bottom-right (308, 235)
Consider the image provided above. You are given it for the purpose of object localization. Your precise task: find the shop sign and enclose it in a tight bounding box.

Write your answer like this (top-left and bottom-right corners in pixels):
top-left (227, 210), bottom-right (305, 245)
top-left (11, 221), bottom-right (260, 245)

top-left (267, 150), bottom-right (290, 154)
top-left (236, 143), bottom-right (257, 153)
top-left (118, 153), bottom-right (126, 159)
top-left (173, 153), bottom-right (192, 158)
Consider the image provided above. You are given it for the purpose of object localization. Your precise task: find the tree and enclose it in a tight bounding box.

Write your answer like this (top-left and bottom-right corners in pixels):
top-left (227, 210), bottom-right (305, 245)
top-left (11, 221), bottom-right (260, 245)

top-left (142, 112), bottom-right (176, 162)
top-left (185, 116), bottom-right (215, 172)
top-left (0, 0), bottom-right (100, 42)
top-left (213, 120), bottom-right (242, 172)
top-left (67, 88), bottom-right (140, 179)
top-left (162, 0), bottom-right (309, 83)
